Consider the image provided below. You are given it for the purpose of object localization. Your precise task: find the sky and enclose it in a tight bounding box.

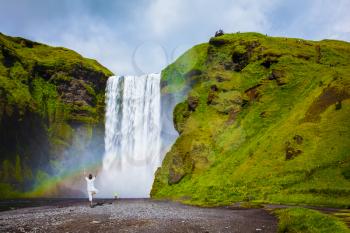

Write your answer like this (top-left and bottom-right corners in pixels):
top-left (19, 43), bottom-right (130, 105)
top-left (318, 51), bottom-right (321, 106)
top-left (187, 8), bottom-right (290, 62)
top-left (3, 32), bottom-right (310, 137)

top-left (0, 0), bottom-right (349, 75)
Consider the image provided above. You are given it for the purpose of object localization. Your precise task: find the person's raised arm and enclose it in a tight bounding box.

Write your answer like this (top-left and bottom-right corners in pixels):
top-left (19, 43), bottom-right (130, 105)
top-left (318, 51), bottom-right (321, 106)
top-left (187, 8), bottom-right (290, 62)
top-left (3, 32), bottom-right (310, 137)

top-left (83, 168), bottom-right (88, 180)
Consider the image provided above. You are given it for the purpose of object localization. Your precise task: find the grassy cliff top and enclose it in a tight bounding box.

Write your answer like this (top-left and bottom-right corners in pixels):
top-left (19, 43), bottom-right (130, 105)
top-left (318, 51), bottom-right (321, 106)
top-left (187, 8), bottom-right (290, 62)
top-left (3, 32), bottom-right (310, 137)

top-left (0, 32), bottom-right (113, 77)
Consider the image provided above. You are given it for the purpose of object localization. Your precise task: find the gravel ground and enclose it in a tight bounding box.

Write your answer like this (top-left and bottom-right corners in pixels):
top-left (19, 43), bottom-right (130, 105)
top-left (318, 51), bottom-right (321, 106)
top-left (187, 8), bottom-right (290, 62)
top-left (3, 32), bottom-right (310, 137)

top-left (0, 199), bottom-right (277, 233)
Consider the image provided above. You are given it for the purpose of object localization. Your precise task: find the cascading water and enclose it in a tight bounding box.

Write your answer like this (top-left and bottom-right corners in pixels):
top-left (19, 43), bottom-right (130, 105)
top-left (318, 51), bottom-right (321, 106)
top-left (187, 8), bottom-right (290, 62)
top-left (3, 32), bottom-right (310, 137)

top-left (99, 74), bottom-right (161, 198)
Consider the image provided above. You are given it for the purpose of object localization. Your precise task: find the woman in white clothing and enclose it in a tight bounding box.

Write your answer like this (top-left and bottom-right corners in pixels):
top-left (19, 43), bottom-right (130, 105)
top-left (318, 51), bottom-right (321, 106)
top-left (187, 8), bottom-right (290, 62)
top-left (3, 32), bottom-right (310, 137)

top-left (85, 173), bottom-right (98, 207)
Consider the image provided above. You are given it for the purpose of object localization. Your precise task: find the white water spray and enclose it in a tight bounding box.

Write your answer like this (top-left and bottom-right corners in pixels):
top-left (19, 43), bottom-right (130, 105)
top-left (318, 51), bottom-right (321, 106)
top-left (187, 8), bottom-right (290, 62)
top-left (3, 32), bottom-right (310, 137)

top-left (99, 74), bottom-right (161, 198)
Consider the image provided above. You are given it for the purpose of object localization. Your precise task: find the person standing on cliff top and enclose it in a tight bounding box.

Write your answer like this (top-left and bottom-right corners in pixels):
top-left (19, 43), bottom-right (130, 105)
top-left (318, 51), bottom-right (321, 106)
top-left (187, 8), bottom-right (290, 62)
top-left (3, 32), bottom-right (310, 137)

top-left (84, 172), bottom-right (99, 208)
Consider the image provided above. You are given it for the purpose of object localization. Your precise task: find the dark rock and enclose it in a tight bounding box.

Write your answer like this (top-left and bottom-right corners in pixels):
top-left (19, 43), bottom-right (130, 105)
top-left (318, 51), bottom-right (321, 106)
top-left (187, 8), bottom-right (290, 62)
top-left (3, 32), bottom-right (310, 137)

top-left (210, 84), bottom-right (218, 91)
top-left (335, 101), bottom-right (342, 110)
top-left (160, 80), bottom-right (168, 89)
top-left (184, 69), bottom-right (202, 78)
top-left (187, 96), bottom-right (199, 111)
top-left (342, 167), bottom-right (350, 180)
top-left (209, 37), bottom-right (228, 46)
top-left (57, 79), bottom-right (94, 106)
top-left (285, 141), bottom-right (302, 160)
top-left (70, 64), bottom-right (108, 91)
top-left (296, 54), bottom-right (311, 60)
top-left (244, 84), bottom-right (262, 101)
top-left (1, 46), bottom-right (18, 68)
top-left (269, 69), bottom-right (286, 86)
top-left (244, 40), bottom-right (260, 50)
top-left (315, 45), bottom-right (321, 63)
top-left (232, 51), bottom-right (249, 71)
top-left (168, 156), bottom-right (186, 185)
top-left (226, 109), bottom-right (239, 125)
top-left (241, 99), bottom-right (249, 107)
top-left (168, 167), bottom-right (185, 184)
top-left (260, 111), bottom-right (267, 118)
top-left (293, 135), bottom-right (303, 145)
top-left (216, 76), bottom-right (227, 82)
top-left (207, 91), bottom-right (217, 105)
top-left (232, 41), bottom-right (260, 72)
top-left (258, 52), bottom-right (282, 60)
top-left (11, 37), bottom-right (41, 48)
top-left (223, 62), bottom-right (234, 70)
top-left (261, 57), bottom-right (278, 68)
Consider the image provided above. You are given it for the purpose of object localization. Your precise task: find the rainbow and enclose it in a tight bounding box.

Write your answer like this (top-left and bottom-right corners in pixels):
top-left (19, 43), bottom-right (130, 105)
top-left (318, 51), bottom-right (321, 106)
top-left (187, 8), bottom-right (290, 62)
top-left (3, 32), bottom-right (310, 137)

top-left (25, 160), bottom-right (103, 197)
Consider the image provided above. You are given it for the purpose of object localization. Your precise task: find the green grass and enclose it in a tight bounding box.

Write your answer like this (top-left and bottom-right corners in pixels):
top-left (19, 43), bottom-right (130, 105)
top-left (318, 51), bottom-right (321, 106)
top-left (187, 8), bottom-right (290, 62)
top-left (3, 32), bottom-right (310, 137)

top-left (275, 208), bottom-right (350, 233)
top-left (152, 32), bottom-right (350, 208)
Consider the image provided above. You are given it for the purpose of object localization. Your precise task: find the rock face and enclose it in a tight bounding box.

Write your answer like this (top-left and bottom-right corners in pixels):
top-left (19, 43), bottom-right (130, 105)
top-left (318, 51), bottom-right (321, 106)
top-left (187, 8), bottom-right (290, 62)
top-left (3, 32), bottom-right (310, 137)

top-left (0, 33), bottom-right (113, 197)
top-left (151, 32), bottom-right (350, 207)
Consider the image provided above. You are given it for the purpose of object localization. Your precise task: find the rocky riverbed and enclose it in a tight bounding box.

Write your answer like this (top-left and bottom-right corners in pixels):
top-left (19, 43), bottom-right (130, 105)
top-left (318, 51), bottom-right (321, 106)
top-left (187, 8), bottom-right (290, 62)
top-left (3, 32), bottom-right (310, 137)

top-left (0, 199), bottom-right (277, 233)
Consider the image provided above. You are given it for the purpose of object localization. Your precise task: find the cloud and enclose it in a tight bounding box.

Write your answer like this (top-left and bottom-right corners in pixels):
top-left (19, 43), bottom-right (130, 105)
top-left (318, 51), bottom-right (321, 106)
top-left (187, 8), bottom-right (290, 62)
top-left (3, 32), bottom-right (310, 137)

top-left (140, 0), bottom-right (277, 40)
top-left (0, 0), bottom-right (349, 75)
top-left (266, 0), bottom-right (350, 41)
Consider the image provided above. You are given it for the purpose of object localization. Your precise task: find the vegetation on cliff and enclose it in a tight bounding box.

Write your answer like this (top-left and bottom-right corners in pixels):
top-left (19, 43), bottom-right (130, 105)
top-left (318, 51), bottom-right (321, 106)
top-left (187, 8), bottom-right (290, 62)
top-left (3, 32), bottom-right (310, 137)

top-left (151, 32), bottom-right (350, 209)
top-left (0, 33), bottom-right (113, 197)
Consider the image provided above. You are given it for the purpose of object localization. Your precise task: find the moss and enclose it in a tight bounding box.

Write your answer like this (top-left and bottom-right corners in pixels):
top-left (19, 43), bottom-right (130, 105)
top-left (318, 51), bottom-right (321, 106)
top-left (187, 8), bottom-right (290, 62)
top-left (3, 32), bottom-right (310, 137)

top-left (0, 75), bottom-right (34, 115)
top-left (152, 33), bottom-right (350, 208)
top-left (0, 183), bottom-right (22, 198)
top-left (31, 77), bottom-right (59, 119)
top-left (173, 101), bottom-right (190, 133)
top-left (275, 208), bottom-right (350, 233)
top-left (14, 155), bottom-right (23, 183)
top-left (0, 32), bottom-right (113, 197)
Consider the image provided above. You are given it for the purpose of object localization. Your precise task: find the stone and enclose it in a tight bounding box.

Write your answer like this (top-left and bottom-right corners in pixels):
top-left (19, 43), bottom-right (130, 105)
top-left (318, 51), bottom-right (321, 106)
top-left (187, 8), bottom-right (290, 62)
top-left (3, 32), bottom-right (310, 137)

top-left (293, 135), bottom-right (303, 145)
top-left (188, 96), bottom-right (199, 111)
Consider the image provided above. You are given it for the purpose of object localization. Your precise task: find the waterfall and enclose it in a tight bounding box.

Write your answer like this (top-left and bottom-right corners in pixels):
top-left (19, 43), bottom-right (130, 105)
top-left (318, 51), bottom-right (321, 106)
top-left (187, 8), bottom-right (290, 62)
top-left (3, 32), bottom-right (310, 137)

top-left (99, 74), bottom-right (161, 198)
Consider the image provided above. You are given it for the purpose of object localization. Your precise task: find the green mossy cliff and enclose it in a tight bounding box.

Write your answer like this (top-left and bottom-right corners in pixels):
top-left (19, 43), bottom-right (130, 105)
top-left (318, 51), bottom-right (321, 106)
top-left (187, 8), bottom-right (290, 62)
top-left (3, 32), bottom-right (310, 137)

top-left (0, 33), bottom-right (113, 197)
top-left (151, 32), bottom-right (350, 207)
